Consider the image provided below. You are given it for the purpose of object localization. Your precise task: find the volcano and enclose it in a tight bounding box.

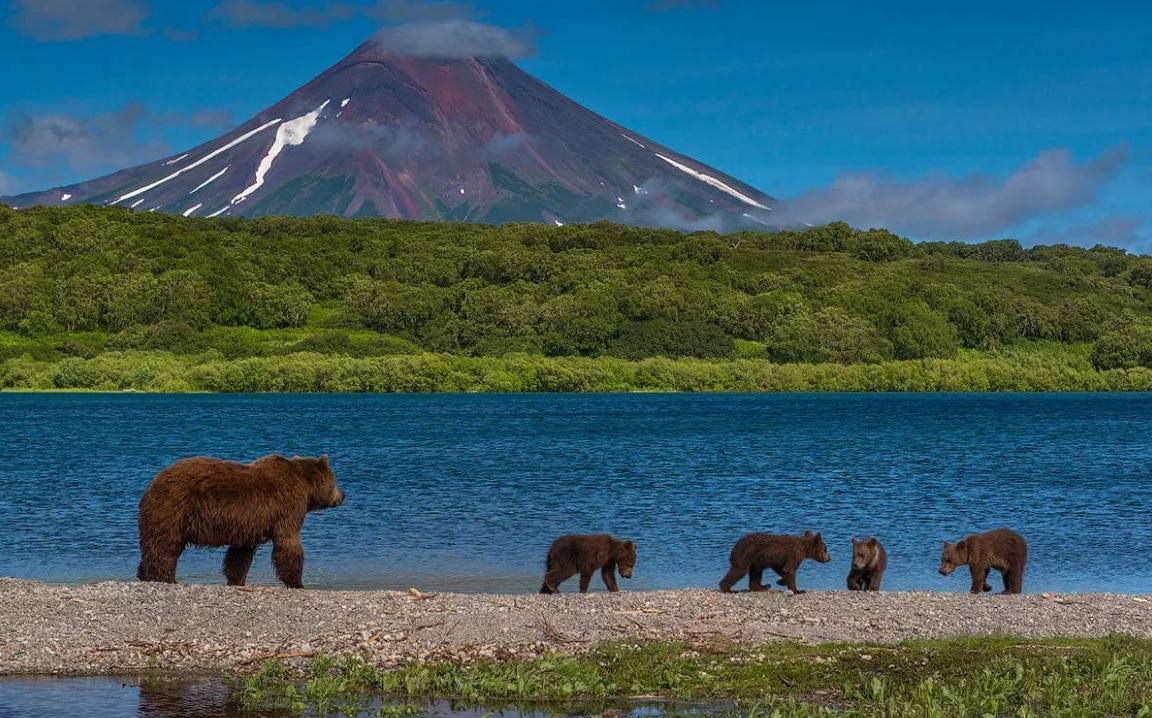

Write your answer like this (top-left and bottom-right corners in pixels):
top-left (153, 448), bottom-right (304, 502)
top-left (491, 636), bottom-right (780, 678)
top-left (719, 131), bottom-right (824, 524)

top-left (3, 38), bottom-right (775, 227)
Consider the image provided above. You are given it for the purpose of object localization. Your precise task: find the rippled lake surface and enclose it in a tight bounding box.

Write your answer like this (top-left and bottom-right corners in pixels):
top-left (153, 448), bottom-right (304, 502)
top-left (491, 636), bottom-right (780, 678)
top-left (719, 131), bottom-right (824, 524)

top-left (1, 393), bottom-right (1150, 594)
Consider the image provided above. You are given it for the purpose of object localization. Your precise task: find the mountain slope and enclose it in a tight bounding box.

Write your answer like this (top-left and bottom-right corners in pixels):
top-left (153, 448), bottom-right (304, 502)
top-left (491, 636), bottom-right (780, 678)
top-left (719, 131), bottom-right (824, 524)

top-left (3, 39), bottom-right (775, 228)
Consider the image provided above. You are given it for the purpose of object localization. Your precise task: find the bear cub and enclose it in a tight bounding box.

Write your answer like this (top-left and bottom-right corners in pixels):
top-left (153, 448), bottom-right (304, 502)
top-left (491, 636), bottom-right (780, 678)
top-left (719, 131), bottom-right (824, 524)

top-left (939, 527), bottom-right (1027, 594)
top-left (137, 454), bottom-right (344, 588)
top-left (846, 537), bottom-right (887, 591)
top-left (540, 534), bottom-right (637, 593)
top-left (719, 531), bottom-right (830, 594)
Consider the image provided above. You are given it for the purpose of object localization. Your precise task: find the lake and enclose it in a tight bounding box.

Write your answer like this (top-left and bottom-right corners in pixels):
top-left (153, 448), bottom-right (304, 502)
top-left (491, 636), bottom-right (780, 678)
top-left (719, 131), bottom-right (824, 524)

top-left (1, 393), bottom-right (1150, 594)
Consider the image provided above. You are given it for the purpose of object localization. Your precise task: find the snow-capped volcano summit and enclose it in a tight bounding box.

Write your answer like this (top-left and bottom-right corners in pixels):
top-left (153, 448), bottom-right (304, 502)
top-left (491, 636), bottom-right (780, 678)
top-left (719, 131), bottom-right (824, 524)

top-left (4, 38), bottom-right (775, 227)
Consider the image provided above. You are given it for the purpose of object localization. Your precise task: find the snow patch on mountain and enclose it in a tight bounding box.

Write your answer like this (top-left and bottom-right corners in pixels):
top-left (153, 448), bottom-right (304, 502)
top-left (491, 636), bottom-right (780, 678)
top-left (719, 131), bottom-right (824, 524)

top-left (621, 134), bottom-right (646, 149)
top-left (114, 119), bottom-right (283, 204)
top-left (164, 154), bottom-right (189, 166)
top-left (207, 206), bottom-right (229, 218)
top-left (183, 204), bottom-right (203, 217)
top-left (655, 153), bottom-right (770, 210)
top-left (189, 166), bottom-right (229, 195)
top-left (130, 199), bottom-right (145, 208)
top-left (231, 100), bottom-right (330, 206)
top-left (61, 193), bottom-right (72, 201)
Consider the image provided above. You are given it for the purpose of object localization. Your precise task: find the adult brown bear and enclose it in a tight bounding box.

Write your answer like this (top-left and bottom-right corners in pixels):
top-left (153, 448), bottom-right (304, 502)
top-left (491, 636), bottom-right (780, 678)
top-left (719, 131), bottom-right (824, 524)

top-left (846, 537), bottom-right (887, 591)
top-left (719, 531), bottom-right (831, 594)
top-left (539, 534), bottom-right (637, 593)
top-left (939, 528), bottom-right (1027, 594)
top-left (137, 455), bottom-right (344, 588)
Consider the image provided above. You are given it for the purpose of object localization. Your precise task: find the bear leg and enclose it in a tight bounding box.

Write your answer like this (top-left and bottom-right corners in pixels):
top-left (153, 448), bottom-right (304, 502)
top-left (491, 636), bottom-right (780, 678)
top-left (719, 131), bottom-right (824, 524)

top-left (272, 536), bottom-right (305, 589)
top-left (1002, 567), bottom-right (1023, 594)
top-left (718, 564), bottom-right (747, 593)
top-left (600, 565), bottom-right (619, 592)
top-left (578, 570), bottom-right (594, 593)
top-left (541, 567), bottom-right (574, 594)
top-left (138, 541), bottom-right (182, 583)
top-left (846, 568), bottom-right (863, 591)
top-left (749, 566), bottom-right (768, 591)
top-left (968, 565), bottom-right (991, 594)
top-left (866, 571), bottom-right (882, 591)
top-left (780, 568), bottom-right (804, 594)
top-left (223, 545), bottom-right (258, 586)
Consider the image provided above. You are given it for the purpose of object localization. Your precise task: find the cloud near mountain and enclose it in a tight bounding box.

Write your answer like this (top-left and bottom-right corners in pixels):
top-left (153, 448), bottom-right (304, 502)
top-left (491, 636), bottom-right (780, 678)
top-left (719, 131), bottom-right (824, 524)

top-left (773, 146), bottom-right (1130, 240)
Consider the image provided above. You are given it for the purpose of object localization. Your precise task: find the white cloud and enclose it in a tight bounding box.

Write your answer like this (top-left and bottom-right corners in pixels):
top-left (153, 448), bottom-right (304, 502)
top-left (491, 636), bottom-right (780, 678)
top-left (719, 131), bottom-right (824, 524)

top-left (371, 20), bottom-right (535, 58)
top-left (774, 146), bottom-right (1130, 240)
top-left (10, 0), bottom-right (148, 40)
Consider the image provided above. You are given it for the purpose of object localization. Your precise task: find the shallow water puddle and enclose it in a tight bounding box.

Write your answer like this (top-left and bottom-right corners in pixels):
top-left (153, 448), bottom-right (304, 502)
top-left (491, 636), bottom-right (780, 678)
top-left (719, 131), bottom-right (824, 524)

top-left (0, 676), bottom-right (725, 717)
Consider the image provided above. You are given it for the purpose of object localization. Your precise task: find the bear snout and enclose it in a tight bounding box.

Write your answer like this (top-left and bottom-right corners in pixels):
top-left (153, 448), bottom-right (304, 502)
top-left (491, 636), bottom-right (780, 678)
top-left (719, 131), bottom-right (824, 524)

top-left (331, 488), bottom-right (345, 507)
top-left (619, 566), bottom-right (633, 578)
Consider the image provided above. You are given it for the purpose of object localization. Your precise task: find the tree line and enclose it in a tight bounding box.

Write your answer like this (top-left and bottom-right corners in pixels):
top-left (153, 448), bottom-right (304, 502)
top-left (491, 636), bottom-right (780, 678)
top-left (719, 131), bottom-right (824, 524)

top-left (1, 204), bottom-right (1151, 386)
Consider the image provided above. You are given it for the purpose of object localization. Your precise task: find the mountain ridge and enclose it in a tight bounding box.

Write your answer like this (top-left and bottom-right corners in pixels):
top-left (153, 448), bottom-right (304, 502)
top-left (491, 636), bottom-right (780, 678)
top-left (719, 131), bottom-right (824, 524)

top-left (3, 39), bottom-right (775, 228)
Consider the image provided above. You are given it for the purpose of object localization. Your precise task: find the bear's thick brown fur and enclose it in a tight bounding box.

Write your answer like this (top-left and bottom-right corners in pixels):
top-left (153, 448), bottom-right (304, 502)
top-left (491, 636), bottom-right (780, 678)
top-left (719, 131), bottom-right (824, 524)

top-left (137, 454), bottom-right (344, 588)
top-left (847, 537), bottom-right (887, 591)
top-left (939, 527), bottom-right (1027, 594)
top-left (539, 534), bottom-right (637, 593)
top-left (719, 531), bottom-right (831, 594)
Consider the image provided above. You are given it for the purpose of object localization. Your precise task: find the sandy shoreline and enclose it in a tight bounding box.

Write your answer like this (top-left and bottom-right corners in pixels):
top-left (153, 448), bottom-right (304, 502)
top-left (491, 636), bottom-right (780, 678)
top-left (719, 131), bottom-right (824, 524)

top-left (2, 578), bottom-right (1150, 676)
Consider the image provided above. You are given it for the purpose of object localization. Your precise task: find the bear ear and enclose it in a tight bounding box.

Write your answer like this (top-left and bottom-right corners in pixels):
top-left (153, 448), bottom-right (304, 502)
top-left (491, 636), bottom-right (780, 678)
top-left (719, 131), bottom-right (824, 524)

top-left (955, 540), bottom-right (966, 551)
top-left (942, 541), bottom-right (950, 548)
top-left (320, 455), bottom-right (330, 470)
top-left (804, 530), bottom-right (813, 537)
top-left (623, 540), bottom-right (635, 549)
top-left (850, 537), bottom-right (858, 545)
top-left (867, 537), bottom-right (877, 547)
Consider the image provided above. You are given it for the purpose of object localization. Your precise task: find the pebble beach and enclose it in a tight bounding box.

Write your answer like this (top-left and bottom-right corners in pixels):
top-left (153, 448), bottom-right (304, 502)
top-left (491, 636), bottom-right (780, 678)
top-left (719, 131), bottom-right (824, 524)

top-left (2, 579), bottom-right (1150, 676)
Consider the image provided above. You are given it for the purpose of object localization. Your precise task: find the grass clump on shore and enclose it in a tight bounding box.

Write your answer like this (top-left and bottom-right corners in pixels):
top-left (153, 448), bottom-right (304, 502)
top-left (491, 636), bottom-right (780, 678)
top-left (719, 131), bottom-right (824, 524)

top-left (237, 637), bottom-right (1152, 716)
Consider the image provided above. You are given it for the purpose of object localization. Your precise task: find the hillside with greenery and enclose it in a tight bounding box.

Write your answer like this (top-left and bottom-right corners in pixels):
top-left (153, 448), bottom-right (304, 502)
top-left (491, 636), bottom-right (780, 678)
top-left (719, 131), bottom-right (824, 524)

top-left (2, 203), bottom-right (1152, 392)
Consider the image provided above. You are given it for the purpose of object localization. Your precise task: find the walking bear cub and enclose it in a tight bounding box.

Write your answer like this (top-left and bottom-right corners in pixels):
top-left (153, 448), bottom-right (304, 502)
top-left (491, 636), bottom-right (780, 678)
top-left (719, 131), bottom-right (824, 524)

top-left (939, 527), bottom-right (1027, 594)
top-left (719, 531), bottom-right (830, 594)
top-left (137, 455), bottom-right (345, 588)
top-left (540, 534), bottom-right (637, 593)
top-left (846, 537), bottom-right (887, 591)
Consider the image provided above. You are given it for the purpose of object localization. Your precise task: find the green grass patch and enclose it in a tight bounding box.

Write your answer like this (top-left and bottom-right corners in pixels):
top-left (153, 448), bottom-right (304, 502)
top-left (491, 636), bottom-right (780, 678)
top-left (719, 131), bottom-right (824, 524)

top-left (236, 637), bottom-right (1152, 716)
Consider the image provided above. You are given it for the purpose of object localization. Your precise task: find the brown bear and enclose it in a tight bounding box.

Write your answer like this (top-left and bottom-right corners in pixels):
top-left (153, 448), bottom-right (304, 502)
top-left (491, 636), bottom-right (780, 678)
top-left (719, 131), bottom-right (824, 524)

top-left (539, 534), bottom-right (637, 593)
top-left (846, 537), bottom-right (887, 591)
top-left (719, 531), bottom-right (831, 594)
top-left (939, 527), bottom-right (1027, 594)
top-left (137, 454), bottom-right (344, 588)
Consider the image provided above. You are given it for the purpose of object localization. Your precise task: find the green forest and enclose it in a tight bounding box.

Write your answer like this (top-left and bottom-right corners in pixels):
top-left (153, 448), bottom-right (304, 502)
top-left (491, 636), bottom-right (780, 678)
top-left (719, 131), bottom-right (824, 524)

top-left (2, 203), bottom-right (1152, 392)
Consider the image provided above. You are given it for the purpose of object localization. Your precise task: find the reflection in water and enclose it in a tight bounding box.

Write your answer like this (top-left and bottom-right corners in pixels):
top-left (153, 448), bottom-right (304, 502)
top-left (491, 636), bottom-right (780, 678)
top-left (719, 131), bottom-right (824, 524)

top-left (0, 676), bottom-right (722, 717)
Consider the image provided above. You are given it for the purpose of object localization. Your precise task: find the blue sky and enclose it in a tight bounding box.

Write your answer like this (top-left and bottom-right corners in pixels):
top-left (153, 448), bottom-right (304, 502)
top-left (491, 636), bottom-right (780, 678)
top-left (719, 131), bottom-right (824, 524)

top-left (1, 0), bottom-right (1149, 247)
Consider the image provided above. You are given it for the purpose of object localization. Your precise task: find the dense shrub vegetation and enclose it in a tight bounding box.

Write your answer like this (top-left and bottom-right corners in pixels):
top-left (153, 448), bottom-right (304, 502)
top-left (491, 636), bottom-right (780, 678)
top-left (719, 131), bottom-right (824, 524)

top-left (2, 204), bottom-right (1151, 391)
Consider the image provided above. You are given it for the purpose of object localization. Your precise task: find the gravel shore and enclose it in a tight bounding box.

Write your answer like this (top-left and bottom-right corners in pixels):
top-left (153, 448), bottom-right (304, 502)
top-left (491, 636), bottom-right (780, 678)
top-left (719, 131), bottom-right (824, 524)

top-left (2, 578), bottom-right (1150, 676)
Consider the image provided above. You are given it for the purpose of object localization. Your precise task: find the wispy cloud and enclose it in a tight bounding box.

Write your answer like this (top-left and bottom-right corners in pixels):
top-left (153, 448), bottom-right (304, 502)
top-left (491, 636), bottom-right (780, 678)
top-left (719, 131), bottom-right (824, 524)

top-left (210, 0), bottom-right (476, 28)
top-left (207, 0), bottom-right (533, 57)
top-left (9, 0), bottom-right (149, 40)
top-left (371, 19), bottom-right (535, 58)
top-left (2, 105), bottom-right (235, 193)
top-left (774, 146), bottom-right (1131, 241)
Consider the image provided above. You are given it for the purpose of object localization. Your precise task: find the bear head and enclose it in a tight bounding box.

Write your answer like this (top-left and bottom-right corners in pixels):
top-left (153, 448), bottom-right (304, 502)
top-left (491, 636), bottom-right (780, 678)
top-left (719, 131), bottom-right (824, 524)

top-left (805, 530), bottom-right (831, 563)
top-left (939, 539), bottom-right (968, 575)
top-left (295, 455), bottom-right (344, 511)
top-left (615, 539), bottom-right (637, 579)
top-left (851, 537), bottom-right (878, 570)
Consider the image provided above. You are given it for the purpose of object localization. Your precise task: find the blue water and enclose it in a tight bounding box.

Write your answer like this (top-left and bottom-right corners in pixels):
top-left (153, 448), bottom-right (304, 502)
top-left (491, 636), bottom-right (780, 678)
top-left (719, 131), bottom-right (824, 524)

top-left (1, 393), bottom-right (1150, 594)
